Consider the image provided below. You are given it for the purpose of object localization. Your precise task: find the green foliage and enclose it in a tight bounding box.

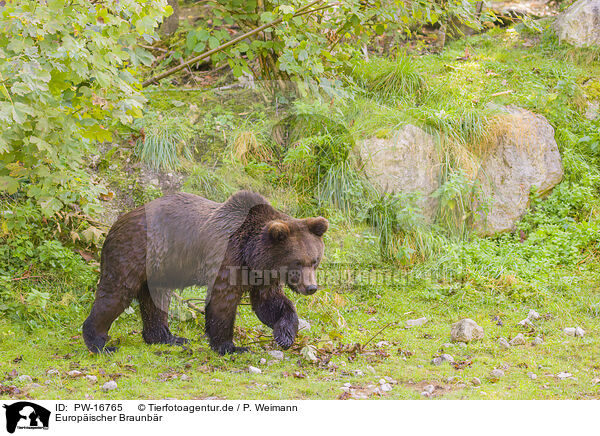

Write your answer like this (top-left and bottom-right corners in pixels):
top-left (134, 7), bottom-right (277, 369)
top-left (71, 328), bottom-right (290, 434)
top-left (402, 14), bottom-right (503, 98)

top-left (0, 0), bottom-right (169, 216)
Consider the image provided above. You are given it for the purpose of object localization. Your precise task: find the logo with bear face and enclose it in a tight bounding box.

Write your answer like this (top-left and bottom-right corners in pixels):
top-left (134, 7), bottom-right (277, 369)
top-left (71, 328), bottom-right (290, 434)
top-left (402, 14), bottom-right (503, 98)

top-left (2, 402), bottom-right (50, 434)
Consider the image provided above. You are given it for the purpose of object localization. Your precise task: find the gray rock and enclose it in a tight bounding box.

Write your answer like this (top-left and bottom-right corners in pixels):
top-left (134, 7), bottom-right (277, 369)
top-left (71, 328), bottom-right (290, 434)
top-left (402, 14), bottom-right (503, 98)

top-left (532, 336), bottom-right (544, 346)
top-left (555, 0), bottom-right (600, 47)
top-left (451, 318), bottom-right (484, 343)
top-left (585, 101), bottom-right (599, 121)
top-left (360, 125), bottom-right (441, 221)
top-left (102, 380), bottom-right (118, 391)
top-left (18, 375), bottom-right (32, 382)
top-left (422, 384), bottom-right (435, 395)
top-left (248, 366), bottom-right (262, 375)
top-left (471, 377), bottom-right (482, 386)
top-left (518, 318), bottom-right (533, 327)
top-left (85, 375), bottom-right (98, 383)
top-left (406, 317), bottom-right (428, 328)
top-left (298, 318), bottom-right (311, 331)
top-left (431, 354), bottom-right (454, 366)
top-left (180, 374), bottom-right (190, 381)
top-left (68, 370), bottom-right (83, 378)
top-left (353, 370), bottom-right (364, 376)
top-left (509, 333), bottom-right (526, 346)
top-left (556, 372), bottom-right (573, 380)
top-left (28, 383), bottom-right (43, 389)
top-left (473, 106), bottom-right (563, 236)
top-left (591, 378), bottom-right (600, 385)
top-left (527, 309), bottom-right (541, 320)
top-left (268, 350), bottom-right (285, 360)
top-left (46, 369), bottom-right (59, 376)
top-left (380, 383), bottom-right (393, 392)
top-left (564, 327), bottom-right (586, 337)
top-left (528, 372), bottom-right (538, 380)
top-left (259, 358), bottom-right (267, 365)
top-left (489, 369), bottom-right (505, 382)
top-left (497, 337), bottom-right (511, 349)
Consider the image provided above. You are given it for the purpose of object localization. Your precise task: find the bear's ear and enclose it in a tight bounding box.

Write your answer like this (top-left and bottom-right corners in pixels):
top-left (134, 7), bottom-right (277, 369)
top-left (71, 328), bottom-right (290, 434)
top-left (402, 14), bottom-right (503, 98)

top-left (306, 217), bottom-right (329, 237)
top-left (267, 220), bottom-right (290, 242)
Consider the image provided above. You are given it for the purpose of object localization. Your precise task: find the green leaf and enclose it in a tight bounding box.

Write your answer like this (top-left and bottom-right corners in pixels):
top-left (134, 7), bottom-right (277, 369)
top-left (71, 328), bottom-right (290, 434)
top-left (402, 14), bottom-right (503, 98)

top-left (208, 36), bottom-right (220, 50)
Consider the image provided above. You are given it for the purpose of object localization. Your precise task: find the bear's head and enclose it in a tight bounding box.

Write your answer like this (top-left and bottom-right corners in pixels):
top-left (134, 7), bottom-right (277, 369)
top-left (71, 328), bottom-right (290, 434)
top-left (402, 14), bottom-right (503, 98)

top-left (253, 216), bottom-right (328, 295)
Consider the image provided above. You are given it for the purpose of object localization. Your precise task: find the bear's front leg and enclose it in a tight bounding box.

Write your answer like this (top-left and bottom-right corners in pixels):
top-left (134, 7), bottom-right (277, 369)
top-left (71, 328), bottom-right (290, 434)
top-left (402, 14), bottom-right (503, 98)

top-left (205, 288), bottom-right (247, 355)
top-left (250, 287), bottom-right (298, 350)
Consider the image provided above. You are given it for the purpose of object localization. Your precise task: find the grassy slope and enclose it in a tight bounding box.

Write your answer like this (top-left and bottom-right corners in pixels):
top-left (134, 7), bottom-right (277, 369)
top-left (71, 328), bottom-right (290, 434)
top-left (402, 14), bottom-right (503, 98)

top-left (2, 27), bottom-right (600, 400)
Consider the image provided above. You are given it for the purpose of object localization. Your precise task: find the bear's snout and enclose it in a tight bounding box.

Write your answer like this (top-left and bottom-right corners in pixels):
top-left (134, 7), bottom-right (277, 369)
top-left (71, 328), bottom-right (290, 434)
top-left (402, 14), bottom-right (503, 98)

top-left (305, 285), bottom-right (318, 295)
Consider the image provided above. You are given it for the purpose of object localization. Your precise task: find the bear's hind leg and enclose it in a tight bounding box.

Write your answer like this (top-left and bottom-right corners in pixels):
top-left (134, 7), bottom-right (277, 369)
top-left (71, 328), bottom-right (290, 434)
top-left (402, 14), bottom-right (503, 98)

top-left (205, 289), bottom-right (246, 355)
top-left (250, 287), bottom-right (298, 350)
top-left (139, 284), bottom-right (188, 346)
top-left (83, 284), bottom-right (134, 353)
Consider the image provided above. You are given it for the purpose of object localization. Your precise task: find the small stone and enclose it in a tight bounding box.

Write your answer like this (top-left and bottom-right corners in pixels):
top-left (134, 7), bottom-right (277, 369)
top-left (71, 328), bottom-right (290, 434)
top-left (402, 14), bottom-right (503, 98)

top-left (509, 333), bottom-right (526, 346)
top-left (340, 386), bottom-right (350, 393)
top-left (527, 309), bottom-right (540, 320)
top-left (564, 327), bottom-right (585, 337)
top-left (575, 327), bottom-right (586, 337)
top-left (422, 384), bottom-right (435, 394)
top-left (259, 358), bottom-right (267, 365)
top-left (375, 341), bottom-right (389, 347)
top-left (518, 318), bottom-right (533, 327)
top-left (380, 383), bottom-right (392, 392)
top-left (591, 378), bottom-right (599, 385)
top-left (489, 369), bottom-right (505, 382)
top-left (298, 318), bottom-right (311, 331)
top-left (248, 366), bottom-right (262, 375)
top-left (18, 375), bottom-right (32, 382)
top-left (211, 378), bottom-right (222, 382)
top-left (532, 336), bottom-right (544, 346)
top-left (564, 327), bottom-right (576, 336)
top-left (421, 391), bottom-right (431, 397)
top-left (446, 376), bottom-right (456, 383)
top-left (366, 365), bottom-right (376, 374)
top-left (102, 380), bottom-right (118, 391)
top-left (46, 369), bottom-right (59, 376)
top-left (431, 354), bottom-right (454, 366)
top-left (456, 383), bottom-right (466, 388)
top-left (406, 317), bottom-right (428, 328)
top-left (28, 383), bottom-right (42, 389)
top-left (471, 377), bottom-right (481, 386)
top-left (85, 375), bottom-right (98, 383)
top-left (68, 370), bottom-right (83, 378)
top-left (268, 350), bottom-right (284, 360)
top-left (343, 382), bottom-right (352, 388)
top-left (180, 374), bottom-right (190, 381)
top-left (352, 370), bottom-right (364, 376)
top-left (451, 318), bottom-right (484, 343)
top-left (528, 372), bottom-right (537, 380)
top-left (556, 372), bottom-right (573, 380)
top-left (441, 353), bottom-right (454, 362)
top-left (441, 343), bottom-right (454, 349)
top-left (497, 337), bottom-right (511, 349)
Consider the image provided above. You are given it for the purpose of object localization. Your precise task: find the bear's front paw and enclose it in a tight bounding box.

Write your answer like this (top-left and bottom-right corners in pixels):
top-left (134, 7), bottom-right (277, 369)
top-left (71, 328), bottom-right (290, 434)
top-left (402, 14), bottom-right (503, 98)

top-left (274, 319), bottom-right (297, 350)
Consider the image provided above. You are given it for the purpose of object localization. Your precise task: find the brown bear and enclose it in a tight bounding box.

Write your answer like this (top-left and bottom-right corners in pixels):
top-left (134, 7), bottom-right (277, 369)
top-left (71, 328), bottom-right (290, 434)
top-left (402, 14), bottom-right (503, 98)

top-left (82, 190), bottom-right (328, 355)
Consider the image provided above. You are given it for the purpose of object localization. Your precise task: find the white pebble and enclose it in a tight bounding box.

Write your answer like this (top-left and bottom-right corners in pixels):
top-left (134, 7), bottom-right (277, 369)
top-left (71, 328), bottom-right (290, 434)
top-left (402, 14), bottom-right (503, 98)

top-left (497, 337), bottom-right (511, 349)
top-left (405, 317), bottom-right (428, 328)
top-left (102, 380), bottom-right (118, 391)
top-left (268, 350), bottom-right (284, 360)
top-left (528, 372), bottom-right (537, 380)
top-left (343, 382), bottom-right (352, 388)
top-left (85, 375), bottom-right (98, 383)
top-left (575, 327), bottom-right (586, 337)
top-left (527, 310), bottom-right (540, 320)
top-left (532, 336), bottom-right (544, 346)
top-left (68, 370), bottom-right (82, 378)
top-left (489, 369), bottom-right (504, 382)
top-left (509, 333), bottom-right (526, 346)
top-left (556, 372), bottom-right (573, 380)
top-left (591, 378), bottom-right (599, 385)
top-left (380, 383), bottom-right (392, 392)
top-left (46, 369), bottom-right (59, 376)
top-left (248, 366), bottom-right (262, 374)
top-left (259, 358), bottom-right (267, 365)
top-left (180, 374), bottom-right (190, 381)
top-left (518, 318), bottom-right (533, 327)
top-left (422, 384), bottom-right (435, 394)
top-left (18, 375), bottom-right (32, 382)
top-left (471, 377), bottom-right (481, 386)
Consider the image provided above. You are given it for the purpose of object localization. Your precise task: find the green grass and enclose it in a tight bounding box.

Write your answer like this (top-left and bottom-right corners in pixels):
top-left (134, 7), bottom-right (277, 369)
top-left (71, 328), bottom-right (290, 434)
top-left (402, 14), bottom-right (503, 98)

top-left (1, 260), bottom-right (599, 400)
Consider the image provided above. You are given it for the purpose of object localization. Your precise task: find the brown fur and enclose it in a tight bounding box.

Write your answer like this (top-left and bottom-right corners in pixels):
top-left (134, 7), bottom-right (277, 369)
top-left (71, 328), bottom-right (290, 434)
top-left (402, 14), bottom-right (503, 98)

top-left (82, 190), bottom-right (328, 355)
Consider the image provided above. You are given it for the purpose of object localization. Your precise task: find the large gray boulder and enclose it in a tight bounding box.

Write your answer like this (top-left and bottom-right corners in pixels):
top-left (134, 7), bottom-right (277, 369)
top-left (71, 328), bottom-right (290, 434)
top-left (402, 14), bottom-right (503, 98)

top-left (554, 0), bottom-right (600, 47)
top-left (360, 125), bottom-right (441, 221)
top-left (473, 106), bottom-right (563, 236)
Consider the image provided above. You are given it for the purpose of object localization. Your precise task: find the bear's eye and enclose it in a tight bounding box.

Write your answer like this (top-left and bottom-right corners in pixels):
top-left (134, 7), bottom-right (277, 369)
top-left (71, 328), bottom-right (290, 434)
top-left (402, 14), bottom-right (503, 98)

top-left (311, 259), bottom-right (318, 267)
